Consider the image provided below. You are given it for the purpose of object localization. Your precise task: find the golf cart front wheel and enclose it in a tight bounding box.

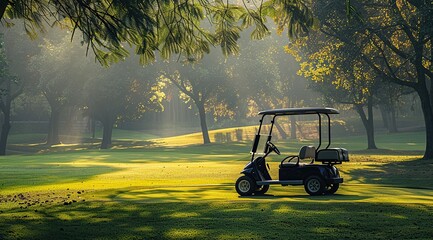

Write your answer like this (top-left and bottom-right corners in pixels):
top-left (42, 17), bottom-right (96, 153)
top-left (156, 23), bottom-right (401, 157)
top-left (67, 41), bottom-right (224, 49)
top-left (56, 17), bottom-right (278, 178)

top-left (304, 175), bottom-right (325, 196)
top-left (235, 176), bottom-right (256, 196)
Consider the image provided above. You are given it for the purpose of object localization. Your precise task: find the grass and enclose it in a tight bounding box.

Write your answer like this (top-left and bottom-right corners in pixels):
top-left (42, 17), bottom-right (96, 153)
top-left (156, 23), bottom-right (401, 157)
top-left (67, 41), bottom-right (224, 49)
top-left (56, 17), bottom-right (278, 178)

top-left (0, 129), bottom-right (432, 239)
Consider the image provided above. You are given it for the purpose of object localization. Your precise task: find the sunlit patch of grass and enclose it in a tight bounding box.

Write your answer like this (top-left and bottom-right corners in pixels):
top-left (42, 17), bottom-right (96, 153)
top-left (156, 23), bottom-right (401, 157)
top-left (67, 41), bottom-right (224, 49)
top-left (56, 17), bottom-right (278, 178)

top-left (165, 228), bottom-right (205, 239)
top-left (165, 211), bottom-right (200, 218)
top-left (272, 205), bottom-right (292, 213)
top-left (152, 125), bottom-right (259, 146)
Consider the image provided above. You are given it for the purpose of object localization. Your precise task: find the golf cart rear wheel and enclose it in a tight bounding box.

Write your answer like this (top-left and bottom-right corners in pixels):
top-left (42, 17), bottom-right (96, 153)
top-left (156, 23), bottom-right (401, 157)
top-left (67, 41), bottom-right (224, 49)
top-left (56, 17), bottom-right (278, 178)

top-left (235, 176), bottom-right (256, 196)
top-left (304, 175), bottom-right (325, 196)
top-left (325, 183), bottom-right (339, 195)
top-left (255, 185), bottom-right (269, 195)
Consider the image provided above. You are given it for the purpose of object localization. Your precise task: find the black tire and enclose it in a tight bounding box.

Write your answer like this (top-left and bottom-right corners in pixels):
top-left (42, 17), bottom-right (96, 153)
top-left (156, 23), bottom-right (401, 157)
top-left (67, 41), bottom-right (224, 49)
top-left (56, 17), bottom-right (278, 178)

top-left (255, 185), bottom-right (270, 195)
top-left (235, 175), bottom-right (256, 196)
top-left (325, 183), bottom-right (339, 194)
top-left (304, 175), bottom-right (325, 196)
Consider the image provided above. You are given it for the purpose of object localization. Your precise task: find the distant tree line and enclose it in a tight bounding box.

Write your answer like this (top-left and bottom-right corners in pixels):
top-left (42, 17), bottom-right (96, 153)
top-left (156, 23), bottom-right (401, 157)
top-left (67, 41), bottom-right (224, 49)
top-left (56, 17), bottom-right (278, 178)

top-left (1, 26), bottom-right (314, 151)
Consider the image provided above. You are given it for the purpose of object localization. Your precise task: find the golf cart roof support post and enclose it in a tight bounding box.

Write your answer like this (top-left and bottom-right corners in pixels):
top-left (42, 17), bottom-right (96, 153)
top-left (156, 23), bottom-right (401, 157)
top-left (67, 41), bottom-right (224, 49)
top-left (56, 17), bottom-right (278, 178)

top-left (258, 116), bottom-right (265, 133)
top-left (317, 113), bottom-right (322, 151)
top-left (251, 115), bottom-right (266, 161)
top-left (326, 113), bottom-right (331, 149)
top-left (269, 115), bottom-right (277, 137)
top-left (263, 116), bottom-right (276, 154)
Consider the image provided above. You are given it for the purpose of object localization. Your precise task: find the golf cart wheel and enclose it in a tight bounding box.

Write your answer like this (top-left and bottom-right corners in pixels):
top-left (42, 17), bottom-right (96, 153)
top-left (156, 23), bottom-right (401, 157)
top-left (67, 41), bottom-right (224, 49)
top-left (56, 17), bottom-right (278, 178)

top-left (235, 176), bottom-right (256, 196)
top-left (325, 183), bottom-right (339, 195)
top-left (304, 175), bottom-right (325, 196)
top-left (255, 185), bottom-right (269, 195)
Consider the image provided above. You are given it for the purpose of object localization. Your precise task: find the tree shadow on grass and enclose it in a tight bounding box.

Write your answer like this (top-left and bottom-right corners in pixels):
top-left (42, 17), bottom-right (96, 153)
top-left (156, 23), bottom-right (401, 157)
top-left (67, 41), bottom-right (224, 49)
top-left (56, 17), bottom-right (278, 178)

top-left (350, 148), bottom-right (424, 157)
top-left (107, 185), bottom-right (370, 203)
top-left (0, 196), bottom-right (432, 240)
top-left (239, 193), bottom-right (369, 202)
top-left (347, 158), bottom-right (433, 189)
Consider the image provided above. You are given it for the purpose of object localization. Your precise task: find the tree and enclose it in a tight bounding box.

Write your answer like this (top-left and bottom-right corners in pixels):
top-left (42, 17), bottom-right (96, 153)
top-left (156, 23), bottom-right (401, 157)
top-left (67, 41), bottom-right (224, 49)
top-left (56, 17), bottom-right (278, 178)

top-left (314, 0), bottom-right (433, 159)
top-left (376, 84), bottom-right (414, 133)
top-left (0, 33), bottom-right (22, 155)
top-left (290, 34), bottom-right (380, 149)
top-left (83, 60), bottom-right (165, 149)
top-left (156, 1), bottom-right (312, 145)
top-left (29, 32), bottom-right (92, 145)
top-left (227, 32), bottom-right (314, 139)
top-left (294, 30), bottom-right (411, 148)
top-left (1, 0), bottom-right (315, 66)
top-left (0, 27), bottom-right (42, 155)
top-left (162, 56), bottom-right (230, 144)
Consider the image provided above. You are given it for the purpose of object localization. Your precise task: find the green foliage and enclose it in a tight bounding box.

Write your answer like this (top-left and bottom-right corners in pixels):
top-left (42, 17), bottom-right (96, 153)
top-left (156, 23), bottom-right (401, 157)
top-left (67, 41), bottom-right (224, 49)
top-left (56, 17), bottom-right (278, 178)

top-left (293, 35), bottom-right (376, 106)
top-left (0, 33), bottom-right (20, 106)
top-left (83, 59), bottom-right (166, 125)
top-left (302, 0), bottom-right (433, 158)
top-left (1, 0), bottom-right (316, 65)
top-left (264, 0), bottom-right (315, 38)
top-left (161, 53), bottom-right (232, 112)
top-left (226, 33), bottom-right (311, 118)
top-left (29, 32), bottom-right (92, 108)
top-left (241, 9), bottom-right (270, 40)
top-left (159, 52), bottom-right (234, 143)
top-left (211, 1), bottom-right (245, 56)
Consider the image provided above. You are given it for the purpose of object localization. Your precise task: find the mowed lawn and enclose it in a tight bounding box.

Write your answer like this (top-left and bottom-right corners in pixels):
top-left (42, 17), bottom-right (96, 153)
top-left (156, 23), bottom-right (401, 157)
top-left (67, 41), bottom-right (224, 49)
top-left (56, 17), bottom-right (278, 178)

top-left (0, 130), bottom-right (432, 239)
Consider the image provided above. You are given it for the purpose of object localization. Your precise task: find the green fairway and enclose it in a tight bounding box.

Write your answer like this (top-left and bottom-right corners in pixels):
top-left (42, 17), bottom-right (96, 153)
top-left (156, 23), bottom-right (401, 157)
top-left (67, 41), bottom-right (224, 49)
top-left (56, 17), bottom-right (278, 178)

top-left (0, 130), bottom-right (432, 239)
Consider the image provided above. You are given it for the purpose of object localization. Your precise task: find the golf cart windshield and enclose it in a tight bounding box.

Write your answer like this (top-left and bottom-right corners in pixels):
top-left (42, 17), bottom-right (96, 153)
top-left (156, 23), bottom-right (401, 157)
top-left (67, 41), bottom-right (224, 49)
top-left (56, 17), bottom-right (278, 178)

top-left (251, 107), bottom-right (339, 159)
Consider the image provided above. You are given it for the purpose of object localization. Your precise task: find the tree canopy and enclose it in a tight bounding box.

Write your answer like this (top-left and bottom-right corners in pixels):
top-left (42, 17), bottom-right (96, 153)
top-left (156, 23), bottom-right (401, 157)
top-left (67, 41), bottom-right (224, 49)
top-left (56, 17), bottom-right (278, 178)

top-left (286, 0), bottom-right (433, 159)
top-left (1, 0), bottom-right (315, 65)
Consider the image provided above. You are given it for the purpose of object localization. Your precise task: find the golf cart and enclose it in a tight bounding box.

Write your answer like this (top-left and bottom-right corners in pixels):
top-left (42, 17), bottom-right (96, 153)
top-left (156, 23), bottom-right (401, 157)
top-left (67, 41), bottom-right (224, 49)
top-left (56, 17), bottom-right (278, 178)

top-left (235, 107), bottom-right (349, 196)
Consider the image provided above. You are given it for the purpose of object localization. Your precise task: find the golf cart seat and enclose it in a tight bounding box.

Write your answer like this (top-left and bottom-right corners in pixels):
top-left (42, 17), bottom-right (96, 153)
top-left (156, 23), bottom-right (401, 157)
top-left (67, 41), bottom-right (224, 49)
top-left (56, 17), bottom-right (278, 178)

top-left (280, 146), bottom-right (316, 168)
top-left (300, 145), bottom-right (316, 159)
top-left (316, 148), bottom-right (349, 164)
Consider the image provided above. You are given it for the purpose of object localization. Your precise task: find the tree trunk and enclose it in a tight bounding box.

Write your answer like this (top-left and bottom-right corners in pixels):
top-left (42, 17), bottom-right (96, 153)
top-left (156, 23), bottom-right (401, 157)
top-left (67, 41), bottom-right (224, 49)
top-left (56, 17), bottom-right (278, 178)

top-left (430, 40), bottom-right (433, 112)
top-left (100, 119), bottom-right (114, 149)
top-left (379, 103), bottom-right (398, 133)
top-left (274, 122), bottom-right (287, 139)
top-left (91, 118), bottom-right (96, 139)
top-left (0, 78), bottom-right (21, 156)
top-left (388, 105), bottom-right (398, 133)
top-left (412, 42), bottom-right (433, 159)
top-left (366, 96), bottom-right (377, 149)
top-left (0, 1), bottom-right (8, 20)
top-left (416, 86), bottom-right (433, 159)
top-left (0, 109), bottom-right (11, 155)
top-left (290, 116), bottom-right (297, 139)
top-left (379, 104), bottom-right (390, 129)
top-left (354, 100), bottom-right (377, 150)
top-left (47, 107), bottom-right (61, 146)
top-left (196, 101), bottom-right (210, 144)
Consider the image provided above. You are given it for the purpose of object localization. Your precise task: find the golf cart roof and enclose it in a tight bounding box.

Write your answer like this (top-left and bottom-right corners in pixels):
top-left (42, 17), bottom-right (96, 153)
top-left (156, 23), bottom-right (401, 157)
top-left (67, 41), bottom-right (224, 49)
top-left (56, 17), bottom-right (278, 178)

top-left (258, 107), bottom-right (339, 116)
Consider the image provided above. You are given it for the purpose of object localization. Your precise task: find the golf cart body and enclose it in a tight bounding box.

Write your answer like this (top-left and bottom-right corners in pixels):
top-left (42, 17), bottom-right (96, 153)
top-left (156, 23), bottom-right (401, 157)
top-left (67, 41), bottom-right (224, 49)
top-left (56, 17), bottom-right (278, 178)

top-left (235, 107), bottom-right (349, 196)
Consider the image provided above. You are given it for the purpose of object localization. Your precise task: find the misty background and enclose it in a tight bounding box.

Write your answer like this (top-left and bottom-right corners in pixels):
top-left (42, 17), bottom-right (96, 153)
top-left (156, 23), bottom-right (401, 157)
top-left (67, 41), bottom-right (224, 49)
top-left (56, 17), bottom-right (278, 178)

top-left (0, 23), bottom-right (425, 150)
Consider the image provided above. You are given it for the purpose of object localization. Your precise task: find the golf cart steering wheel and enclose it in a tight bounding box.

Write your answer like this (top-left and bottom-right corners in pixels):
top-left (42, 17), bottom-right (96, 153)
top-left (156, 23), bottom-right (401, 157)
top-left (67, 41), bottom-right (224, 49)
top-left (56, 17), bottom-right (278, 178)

top-left (267, 141), bottom-right (281, 155)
